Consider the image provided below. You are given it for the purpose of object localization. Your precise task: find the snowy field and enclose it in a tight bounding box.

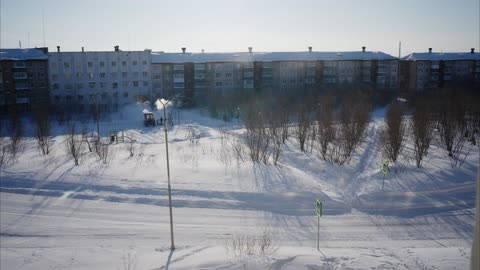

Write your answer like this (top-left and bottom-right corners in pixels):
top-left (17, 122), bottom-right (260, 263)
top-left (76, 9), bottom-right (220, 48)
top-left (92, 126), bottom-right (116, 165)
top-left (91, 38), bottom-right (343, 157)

top-left (0, 105), bottom-right (478, 269)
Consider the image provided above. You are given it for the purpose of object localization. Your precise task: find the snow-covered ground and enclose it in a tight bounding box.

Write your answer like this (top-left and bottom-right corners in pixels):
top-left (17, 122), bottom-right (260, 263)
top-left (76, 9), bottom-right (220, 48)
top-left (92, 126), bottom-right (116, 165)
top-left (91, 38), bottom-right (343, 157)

top-left (1, 105), bottom-right (478, 269)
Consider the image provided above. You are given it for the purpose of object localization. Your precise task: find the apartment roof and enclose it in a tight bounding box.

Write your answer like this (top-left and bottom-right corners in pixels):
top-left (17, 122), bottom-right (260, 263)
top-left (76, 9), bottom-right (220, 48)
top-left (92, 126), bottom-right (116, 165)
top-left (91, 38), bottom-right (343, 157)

top-left (151, 51), bottom-right (397, 63)
top-left (402, 52), bottom-right (480, 61)
top-left (0, 48), bottom-right (48, 61)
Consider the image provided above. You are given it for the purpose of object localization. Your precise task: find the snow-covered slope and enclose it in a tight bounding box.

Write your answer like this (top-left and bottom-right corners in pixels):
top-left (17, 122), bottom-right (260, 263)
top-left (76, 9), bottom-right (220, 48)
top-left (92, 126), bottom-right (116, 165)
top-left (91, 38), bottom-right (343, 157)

top-left (1, 107), bottom-right (478, 269)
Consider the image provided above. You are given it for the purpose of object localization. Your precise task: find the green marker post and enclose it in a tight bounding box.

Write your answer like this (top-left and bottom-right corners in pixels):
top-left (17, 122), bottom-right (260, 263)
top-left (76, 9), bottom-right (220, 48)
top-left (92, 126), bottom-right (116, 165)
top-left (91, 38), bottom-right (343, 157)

top-left (382, 161), bottom-right (389, 189)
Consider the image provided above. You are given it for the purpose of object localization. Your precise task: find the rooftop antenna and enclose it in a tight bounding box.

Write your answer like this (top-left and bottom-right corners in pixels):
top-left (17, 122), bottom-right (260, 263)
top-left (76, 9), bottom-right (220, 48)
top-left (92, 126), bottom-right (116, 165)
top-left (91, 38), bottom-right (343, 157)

top-left (398, 41), bottom-right (401, 58)
top-left (28, 32), bottom-right (30, 47)
top-left (19, 40), bottom-right (22, 48)
top-left (42, 8), bottom-right (46, 47)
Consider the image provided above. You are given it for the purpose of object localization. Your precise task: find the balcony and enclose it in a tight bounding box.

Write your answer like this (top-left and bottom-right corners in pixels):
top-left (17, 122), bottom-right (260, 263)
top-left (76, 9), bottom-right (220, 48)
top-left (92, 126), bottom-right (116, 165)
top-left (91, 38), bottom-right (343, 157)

top-left (194, 74), bottom-right (206, 80)
top-left (173, 65), bottom-right (184, 71)
top-left (13, 61), bottom-right (26, 68)
top-left (243, 71), bottom-right (254, 78)
top-left (194, 64), bottom-right (206, 71)
top-left (15, 83), bottom-right (29, 90)
top-left (262, 70), bottom-right (273, 77)
top-left (431, 64), bottom-right (440, 70)
top-left (13, 72), bottom-right (28, 80)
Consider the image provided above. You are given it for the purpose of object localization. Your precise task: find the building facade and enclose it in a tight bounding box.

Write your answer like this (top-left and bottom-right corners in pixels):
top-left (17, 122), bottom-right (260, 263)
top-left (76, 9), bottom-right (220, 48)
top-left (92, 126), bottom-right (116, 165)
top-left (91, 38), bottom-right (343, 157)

top-left (399, 48), bottom-right (480, 94)
top-left (151, 47), bottom-right (399, 104)
top-left (0, 48), bottom-right (49, 114)
top-left (48, 46), bottom-right (152, 114)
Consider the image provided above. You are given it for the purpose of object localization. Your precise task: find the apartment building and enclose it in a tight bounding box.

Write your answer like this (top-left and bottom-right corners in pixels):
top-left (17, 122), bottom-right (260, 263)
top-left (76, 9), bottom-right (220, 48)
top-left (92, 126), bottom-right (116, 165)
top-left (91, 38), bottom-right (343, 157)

top-left (48, 46), bottom-right (152, 114)
top-left (151, 48), bottom-right (255, 105)
top-left (0, 48), bottom-right (49, 114)
top-left (399, 48), bottom-right (480, 93)
top-left (151, 47), bottom-right (398, 104)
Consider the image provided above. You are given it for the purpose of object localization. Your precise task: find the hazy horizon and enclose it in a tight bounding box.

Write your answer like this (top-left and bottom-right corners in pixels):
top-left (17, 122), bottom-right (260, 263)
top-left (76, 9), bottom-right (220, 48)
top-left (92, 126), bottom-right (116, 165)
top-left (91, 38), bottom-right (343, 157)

top-left (1, 0), bottom-right (479, 56)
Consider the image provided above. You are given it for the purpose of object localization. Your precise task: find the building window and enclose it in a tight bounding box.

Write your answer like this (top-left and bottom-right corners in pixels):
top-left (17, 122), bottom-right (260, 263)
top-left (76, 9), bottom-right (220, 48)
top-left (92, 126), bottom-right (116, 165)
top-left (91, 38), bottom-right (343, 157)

top-left (122, 72), bottom-right (128, 78)
top-left (76, 72), bottom-right (82, 78)
top-left (66, 95), bottom-right (72, 101)
top-left (88, 82), bottom-right (96, 88)
top-left (76, 63), bottom-right (81, 68)
top-left (216, 73), bottom-right (222, 77)
top-left (123, 92), bottom-right (129, 98)
top-left (132, 61), bottom-right (138, 66)
top-left (122, 61), bottom-right (127, 66)
top-left (226, 73), bottom-right (232, 78)
top-left (143, 81), bottom-right (148, 86)
top-left (100, 82), bottom-right (106, 88)
top-left (64, 74), bottom-right (71, 79)
top-left (215, 81), bottom-right (222, 86)
top-left (88, 62), bottom-right (93, 67)
top-left (38, 72), bottom-right (45, 78)
top-left (133, 72), bottom-right (139, 77)
top-left (76, 83), bottom-right (83, 89)
top-left (100, 61), bottom-right (105, 67)
top-left (111, 61), bottom-right (116, 67)
top-left (123, 81), bottom-right (129, 87)
top-left (65, 84), bottom-right (73, 90)
top-left (51, 62), bottom-right (57, 68)
top-left (53, 83), bottom-right (59, 90)
top-left (112, 82), bottom-right (118, 89)
top-left (54, 95), bottom-right (60, 101)
top-left (52, 74), bottom-right (58, 80)
top-left (88, 73), bottom-right (94, 79)
top-left (142, 71), bottom-right (148, 77)
top-left (142, 60), bottom-right (147, 65)
top-left (133, 81), bottom-right (139, 87)
top-left (101, 93), bottom-right (107, 100)
top-left (64, 62), bottom-right (70, 68)
top-left (113, 92), bottom-right (118, 98)
top-left (78, 95), bottom-right (84, 101)
top-left (111, 72), bottom-right (117, 78)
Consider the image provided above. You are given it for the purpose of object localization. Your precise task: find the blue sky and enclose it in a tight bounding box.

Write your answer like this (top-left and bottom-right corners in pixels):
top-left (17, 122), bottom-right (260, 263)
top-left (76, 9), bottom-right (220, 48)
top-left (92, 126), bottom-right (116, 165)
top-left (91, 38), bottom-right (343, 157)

top-left (1, 0), bottom-right (479, 56)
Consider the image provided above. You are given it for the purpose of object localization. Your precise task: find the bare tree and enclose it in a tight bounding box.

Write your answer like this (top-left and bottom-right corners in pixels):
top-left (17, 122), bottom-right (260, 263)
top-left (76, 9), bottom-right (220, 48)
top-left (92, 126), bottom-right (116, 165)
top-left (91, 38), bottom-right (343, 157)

top-left (0, 137), bottom-right (10, 169)
top-left (243, 103), bottom-right (270, 164)
top-left (411, 101), bottom-right (433, 168)
top-left (34, 112), bottom-right (54, 155)
top-left (5, 119), bottom-right (23, 165)
top-left (266, 111), bottom-right (283, 165)
top-left (317, 93), bottom-right (336, 160)
top-left (437, 90), bottom-right (468, 167)
top-left (380, 102), bottom-right (406, 164)
top-left (127, 139), bottom-right (136, 157)
top-left (65, 123), bottom-right (84, 166)
top-left (295, 103), bottom-right (312, 152)
top-left (82, 127), bottom-right (94, 153)
top-left (337, 91), bottom-right (371, 164)
top-left (96, 140), bottom-right (113, 164)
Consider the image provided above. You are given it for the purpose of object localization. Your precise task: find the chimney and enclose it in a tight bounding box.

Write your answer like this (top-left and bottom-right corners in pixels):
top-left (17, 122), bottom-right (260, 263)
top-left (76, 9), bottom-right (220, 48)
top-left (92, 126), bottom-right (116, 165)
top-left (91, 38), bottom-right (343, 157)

top-left (471, 48), bottom-right (475, 54)
top-left (81, 47), bottom-right (84, 53)
top-left (114, 45), bottom-right (119, 52)
top-left (201, 49), bottom-right (204, 53)
top-left (182, 47), bottom-right (186, 54)
top-left (248, 47), bottom-right (252, 53)
top-left (362, 46), bottom-right (366, 52)
top-left (428, 48), bottom-right (432, 53)
top-left (308, 46), bottom-right (312, 52)
top-left (57, 46), bottom-right (60, 52)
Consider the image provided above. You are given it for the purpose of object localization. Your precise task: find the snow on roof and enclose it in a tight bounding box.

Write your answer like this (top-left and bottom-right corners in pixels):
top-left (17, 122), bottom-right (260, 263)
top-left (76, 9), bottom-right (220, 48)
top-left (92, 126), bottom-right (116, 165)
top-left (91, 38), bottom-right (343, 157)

top-left (402, 52), bottom-right (480, 61)
top-left (0, 48), bottom-right (48, 61)
top-left (151, 51), bottom-right (397, 63)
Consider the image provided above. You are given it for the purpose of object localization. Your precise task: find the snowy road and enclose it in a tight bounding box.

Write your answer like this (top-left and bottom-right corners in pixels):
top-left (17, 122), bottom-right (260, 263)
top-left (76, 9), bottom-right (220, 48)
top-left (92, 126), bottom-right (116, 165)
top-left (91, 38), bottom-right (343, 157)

top-left (1, 191), bottom-right (474, 269)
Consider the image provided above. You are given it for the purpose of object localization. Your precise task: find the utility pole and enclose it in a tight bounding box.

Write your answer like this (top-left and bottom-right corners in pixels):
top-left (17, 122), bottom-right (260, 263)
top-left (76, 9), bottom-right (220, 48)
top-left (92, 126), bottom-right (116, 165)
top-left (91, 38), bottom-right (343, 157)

top-left (160, 99), bottom-right (175, 250)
